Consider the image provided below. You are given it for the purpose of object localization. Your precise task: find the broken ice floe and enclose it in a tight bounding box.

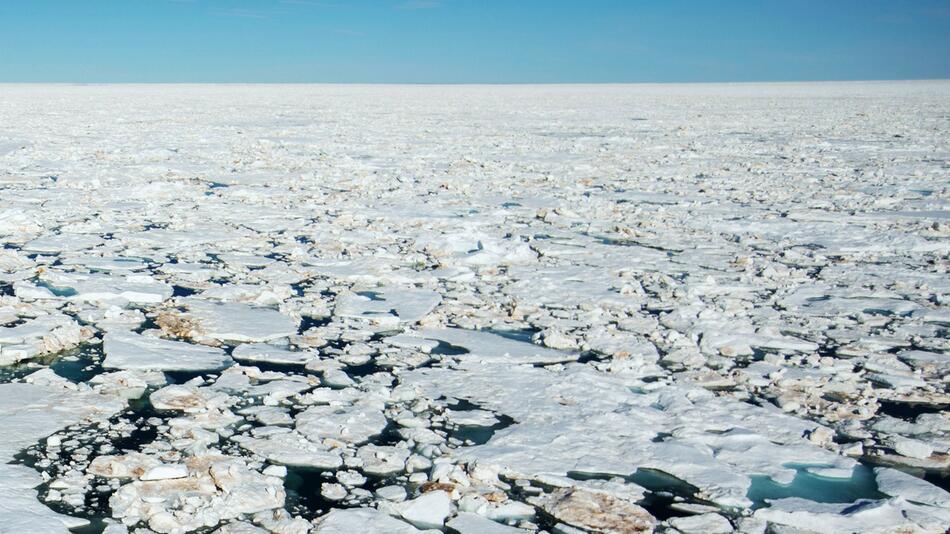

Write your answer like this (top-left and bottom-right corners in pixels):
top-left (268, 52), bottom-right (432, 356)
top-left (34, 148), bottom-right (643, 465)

top-left (1, 83), bottom-right (949, 533)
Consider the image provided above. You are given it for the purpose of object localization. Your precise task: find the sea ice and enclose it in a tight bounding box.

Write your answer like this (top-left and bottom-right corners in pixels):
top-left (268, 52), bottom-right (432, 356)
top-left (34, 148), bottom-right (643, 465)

top-left (103, 330), bottom-right (233, 371)
top-left (231, 342), bottom-right (317, 365)
top-left (176, 298), bottom-right (299, 343)
top-left (315, 507), bottom-right (436, 534)
top-left (418, 328), bottom-right (579, 364)
top-left (2, 82), bottom-right (949, 533)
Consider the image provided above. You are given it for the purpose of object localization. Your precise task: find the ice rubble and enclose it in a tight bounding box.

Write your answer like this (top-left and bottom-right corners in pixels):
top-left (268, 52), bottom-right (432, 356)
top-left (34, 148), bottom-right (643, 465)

top-left (109, 457), bottom-right (286, 532)
top-left (0, 82), bottom-right (949, 533)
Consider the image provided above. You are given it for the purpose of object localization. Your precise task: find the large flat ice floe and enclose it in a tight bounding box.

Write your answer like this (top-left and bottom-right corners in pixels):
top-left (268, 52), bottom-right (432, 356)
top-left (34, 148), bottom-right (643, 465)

top-left (173, 298), bottom-right (300, 344)
top-left (0, 82), bottom-right (949, 533)
top-left (103, 330), bottom-right (233, 372)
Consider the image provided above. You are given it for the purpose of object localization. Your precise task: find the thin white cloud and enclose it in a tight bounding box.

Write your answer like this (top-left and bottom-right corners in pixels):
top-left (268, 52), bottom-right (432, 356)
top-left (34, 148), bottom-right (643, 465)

top-left (210, 8), bottom-right (274, 19)
top-left (279, 0), bottom-right (339, 7)
top-left (333, 28), bottom-right (365, 37)
top-left (398, 0), bottom-right (441, 10)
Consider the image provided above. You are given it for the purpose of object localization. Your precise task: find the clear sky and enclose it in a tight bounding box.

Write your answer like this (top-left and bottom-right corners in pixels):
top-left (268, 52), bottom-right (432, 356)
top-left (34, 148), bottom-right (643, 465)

top-left (1, 0), bottom-right (948, 83)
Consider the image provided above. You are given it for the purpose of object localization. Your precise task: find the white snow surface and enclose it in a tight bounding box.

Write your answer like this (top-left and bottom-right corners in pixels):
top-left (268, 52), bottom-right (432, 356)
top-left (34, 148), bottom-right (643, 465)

top-left (103, 330), bottom-right (233, 371)
top-left (0, 82), bottom-right (949, 533)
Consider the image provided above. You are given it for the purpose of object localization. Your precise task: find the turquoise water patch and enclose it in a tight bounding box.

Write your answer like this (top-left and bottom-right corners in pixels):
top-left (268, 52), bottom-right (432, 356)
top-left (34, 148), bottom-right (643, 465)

top-left (35, 279), bottom-right (78, 297)
top-left (747, 464), bottom-right (886, 509)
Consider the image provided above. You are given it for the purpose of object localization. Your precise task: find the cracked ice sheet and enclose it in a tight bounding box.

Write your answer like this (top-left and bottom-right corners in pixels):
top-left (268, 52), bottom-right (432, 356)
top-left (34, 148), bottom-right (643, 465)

top-left (403, 362), bottom-right (853, 508)
top-left (778, 284), bottom-right (924, 317)
top-left (334, 287), bottom-right (442, 324)
top-left (504, 264), bottom-right (653, 309)
top-left (753, 497), bottom-right (950, 533)
top-left (417, 327), bottom-right (579, 364)
top-left (28, 271), bottom-right (172, 305)
top-left (1, 82), bottom-right (949, 531)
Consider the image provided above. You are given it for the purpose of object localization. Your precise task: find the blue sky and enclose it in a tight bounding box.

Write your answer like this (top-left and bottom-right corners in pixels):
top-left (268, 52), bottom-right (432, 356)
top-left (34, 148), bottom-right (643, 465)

top-left (0, 0), bottom-right (948, 83)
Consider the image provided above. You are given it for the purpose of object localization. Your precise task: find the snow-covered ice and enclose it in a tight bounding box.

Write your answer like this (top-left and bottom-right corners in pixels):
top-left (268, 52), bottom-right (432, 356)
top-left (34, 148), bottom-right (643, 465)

top-left (102, 330), bottom-right (233, 372)
top-left (0, 82), bottom-right (949, 532)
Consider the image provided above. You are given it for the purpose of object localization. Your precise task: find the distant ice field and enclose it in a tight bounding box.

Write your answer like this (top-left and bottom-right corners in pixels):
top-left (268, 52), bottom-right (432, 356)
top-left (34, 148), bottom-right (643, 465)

top-left (0, 81), bottom-right (948, 533)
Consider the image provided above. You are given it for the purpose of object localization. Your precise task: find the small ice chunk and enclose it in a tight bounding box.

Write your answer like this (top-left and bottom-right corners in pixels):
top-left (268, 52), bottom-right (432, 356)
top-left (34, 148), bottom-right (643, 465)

top-left (0, 314), bottom-right (85, 365)
top-left (295, 401), bottom-right (387, 445)
top-left (376, 485), bottom-right (408, 502)
top-left (140, 464), bottom-right (188, 481)
top-left (891, 436), bottom-right (933, 459)
top-left (397, 490), bottom-right (453, 529)
top-left (262, 465), bottom-right (287, 478)
top-left (235, 432), bottom-right (343, 469)
top-left (358, 444), bottom-right (411, 476)
top-left (321, 483), bottom-right (347, 501)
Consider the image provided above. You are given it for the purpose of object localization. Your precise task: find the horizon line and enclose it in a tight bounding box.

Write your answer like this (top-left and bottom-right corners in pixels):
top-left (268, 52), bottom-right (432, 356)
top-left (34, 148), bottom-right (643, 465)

top-left (1, 78), bottom-right (949, 86)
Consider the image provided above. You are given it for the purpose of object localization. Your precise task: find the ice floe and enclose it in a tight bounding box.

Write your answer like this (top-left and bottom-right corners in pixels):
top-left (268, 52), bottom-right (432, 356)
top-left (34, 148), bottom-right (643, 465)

top-left (103, 330), bottom-right (233, 372)
top-left (1, 82), bottom-right (949, 533)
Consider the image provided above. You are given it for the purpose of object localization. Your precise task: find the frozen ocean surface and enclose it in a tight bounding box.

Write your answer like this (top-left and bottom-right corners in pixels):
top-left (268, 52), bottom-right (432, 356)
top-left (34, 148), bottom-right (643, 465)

top-left (0, 82), bottom-right (948, 533)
